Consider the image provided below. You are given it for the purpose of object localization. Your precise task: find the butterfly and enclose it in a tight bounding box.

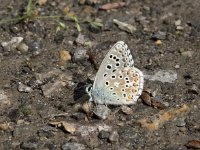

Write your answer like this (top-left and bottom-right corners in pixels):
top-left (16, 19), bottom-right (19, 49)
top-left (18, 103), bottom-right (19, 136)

top-left (87, 41), bottom-right (144, 105)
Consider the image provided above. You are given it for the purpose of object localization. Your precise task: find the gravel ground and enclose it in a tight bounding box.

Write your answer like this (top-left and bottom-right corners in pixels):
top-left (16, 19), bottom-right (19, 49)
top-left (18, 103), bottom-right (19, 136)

top-left (0, 0), bottom-right (200, 149)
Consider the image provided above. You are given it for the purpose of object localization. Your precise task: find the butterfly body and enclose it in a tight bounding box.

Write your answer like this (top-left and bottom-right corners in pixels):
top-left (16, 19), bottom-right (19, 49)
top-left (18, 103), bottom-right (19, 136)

top-left (88, 41), bottom-right (144, 105)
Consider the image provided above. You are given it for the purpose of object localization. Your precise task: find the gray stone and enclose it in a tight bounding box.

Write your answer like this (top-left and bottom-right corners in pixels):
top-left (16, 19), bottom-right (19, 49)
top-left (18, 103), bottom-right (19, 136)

top-left (98, 130), bottom-right (110, 139)
top-left (121, 106), bottom-right (133, 115)
top-left (152, 31), bottom-right (167, 40)
top-left (62, 142), bottom-right (86, 150)
top-left (145, 70), bottom-right (177, 83)
top-left (113, 19), bottom-right (136, 34)
top-left (16, 43), bottom-right (29, 53)
top-left (109, 130), bottom-right (119, 142)
top-left (175, 20), bottom-right (181, 26)
top-left (93, 105), bottom-right (111, 120)
top-left (76, 33), bottom-right (86, 45)
top-left (188, 84), bottom-right (199, 94)
top-left (18, 82), bottom-right (33, 93)
top-left (1, 37), bottom-right (23, 51)
top-left (20, 140), bottom-right (38, 150)
top-left (73, 48), bottom-right (89, 62)
top-left (0, 90), bottom-right (10, 107)
top-left (181, 51), bottom-right (194, 58)
top-left (41, 80), bottom-right (66, 98)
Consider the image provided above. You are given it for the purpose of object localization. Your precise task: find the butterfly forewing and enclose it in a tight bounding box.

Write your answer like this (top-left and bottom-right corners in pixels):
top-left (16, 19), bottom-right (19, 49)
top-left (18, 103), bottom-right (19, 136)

top-left (93, 41), bottom-right (133, 89)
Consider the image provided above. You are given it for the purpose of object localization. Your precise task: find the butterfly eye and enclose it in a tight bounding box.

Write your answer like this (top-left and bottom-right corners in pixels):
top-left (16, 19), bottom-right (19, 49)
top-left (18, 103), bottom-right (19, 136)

top-left (86, 85), bottom-right (92, 93)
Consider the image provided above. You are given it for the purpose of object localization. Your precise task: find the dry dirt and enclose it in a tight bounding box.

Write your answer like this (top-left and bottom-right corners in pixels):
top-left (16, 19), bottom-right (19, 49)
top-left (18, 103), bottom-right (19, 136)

top-left (0, 0), bottom-right (200, 150)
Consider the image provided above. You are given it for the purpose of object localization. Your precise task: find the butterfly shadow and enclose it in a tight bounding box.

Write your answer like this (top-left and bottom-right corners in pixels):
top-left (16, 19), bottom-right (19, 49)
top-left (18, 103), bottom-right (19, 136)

top-left (73, 79), bottom-right (93, 103)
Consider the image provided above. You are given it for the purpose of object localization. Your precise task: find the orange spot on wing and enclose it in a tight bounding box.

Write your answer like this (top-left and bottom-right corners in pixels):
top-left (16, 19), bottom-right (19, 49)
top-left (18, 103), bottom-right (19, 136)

top-left (127, 95), bottom-right (132, 101)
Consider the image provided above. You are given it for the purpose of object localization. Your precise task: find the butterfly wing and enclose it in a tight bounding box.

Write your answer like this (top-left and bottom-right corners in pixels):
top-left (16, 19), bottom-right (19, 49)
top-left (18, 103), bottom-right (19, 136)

top-left (91, 41), bottom-right (144, 105)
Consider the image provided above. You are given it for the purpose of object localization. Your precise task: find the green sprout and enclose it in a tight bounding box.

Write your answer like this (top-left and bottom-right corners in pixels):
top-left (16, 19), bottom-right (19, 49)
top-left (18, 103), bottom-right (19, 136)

top-left (66, 13), bottom-right (81, 32)
top-left (56, 21), bottom-right (66, 33)
top-left (84, 19), bottom-right (103, 29)
top-left (0, 0), bottom-right (103, 33)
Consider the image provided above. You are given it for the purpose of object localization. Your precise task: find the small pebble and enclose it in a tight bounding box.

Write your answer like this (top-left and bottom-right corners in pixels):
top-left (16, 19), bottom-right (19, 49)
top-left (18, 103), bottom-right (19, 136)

top-left (68, 40), bottom-right (73, 45)
top-left (62, 122), bottom-right (76, 134)
top-left (141, 91), bottom-right (151, 106)
top-left (81, 101), bottom-right (94, 116)
top-left (163, 102), bottom-right (170, 107)
top-left (62, 142), bottom-right (86, 150)
top-left (1, 37), bottom-right (23, 51)
top-left (16, 42), bottom-right (29, 53)
top-left (73, 48), bottom-right (89, 62)
top-left (109, 130), bottom-right (119, 142)
top-left (174, 64), bottom-right (180, 69)
top-left (113, 19), bottom-right (137, 34)
top-left (181, 51), bottom-right (194, 58)
top-left (27, 40), bottom-right (43, 52)
top-left (121, 106), bottom-right (133, 115)
top-left (93, 105), bottom-right (111, 120)
top-left (18, 82), bottom-right (33, 93)
top-left (152, 31), bottom-right (166, 40)
top-left (0, 90), bottom-right (10, 107)
top-left (0, 122), bottom-right (10, 131)
top-left (176, 118), bottom-right (186, 127)
top-left (104, 18), bottom-right (113, 30)
top-left (176, 26), bottom-right (184, 30)
top-left (175, 20), bottom-right (181, 26)
top-left (59, 50), bottom-right (71, 62)
top-left (188, 84), bottom-right (199, 94)
top-left (155, 40), bottom-right (162, 45)
top-left (151, 99), bottom-right (168, 109)
top-left (185, 79), bottom-right (193, 86)
top-left (71, 112), bottom-right (86, 120)
top-left (76, 33), bottom-right (86, 45)
top-left (179, 127), bottom-right (187, 132)
top-left (98, 130), bottom-right (110, 139)
top-left (41, 80), bottom-right (66, 98)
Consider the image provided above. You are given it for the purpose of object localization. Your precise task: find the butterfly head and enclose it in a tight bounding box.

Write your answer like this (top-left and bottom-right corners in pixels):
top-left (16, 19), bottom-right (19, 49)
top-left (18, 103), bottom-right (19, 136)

top-left (85, 84), bottom-right (93, 101)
